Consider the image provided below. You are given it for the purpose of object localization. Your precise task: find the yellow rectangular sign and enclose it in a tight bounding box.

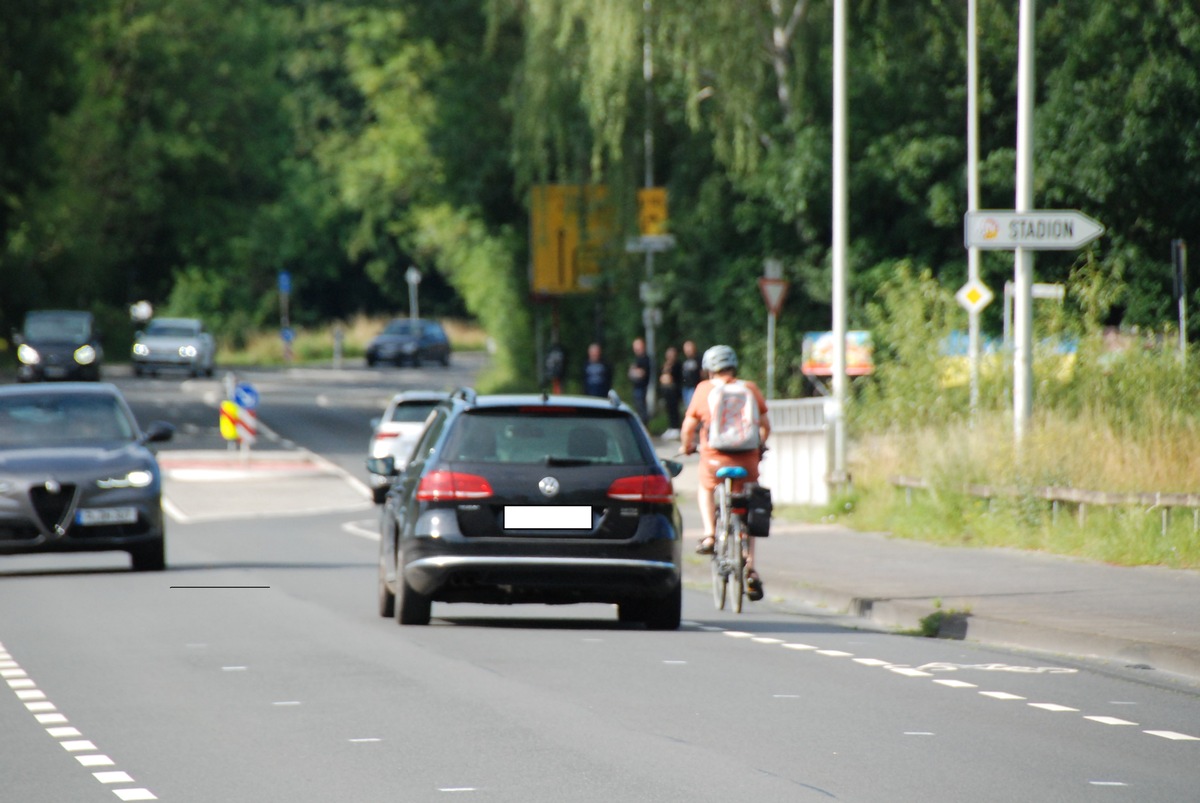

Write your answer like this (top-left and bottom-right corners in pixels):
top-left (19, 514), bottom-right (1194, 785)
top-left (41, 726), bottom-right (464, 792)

top-left (530, 185), bottom-right (612, 295)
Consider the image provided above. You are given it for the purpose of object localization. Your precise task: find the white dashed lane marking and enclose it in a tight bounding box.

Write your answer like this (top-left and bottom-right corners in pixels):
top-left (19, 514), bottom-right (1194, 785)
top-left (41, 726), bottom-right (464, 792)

top-left (698, 625), bottom-right (1200, 745)
top-left (0, 640), bottom-right (159, 800)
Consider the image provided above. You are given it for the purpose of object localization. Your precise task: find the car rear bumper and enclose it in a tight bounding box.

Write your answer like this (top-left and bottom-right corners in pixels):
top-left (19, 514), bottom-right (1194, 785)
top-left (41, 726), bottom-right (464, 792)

top-left (405, 554), bottom-right (681, 604)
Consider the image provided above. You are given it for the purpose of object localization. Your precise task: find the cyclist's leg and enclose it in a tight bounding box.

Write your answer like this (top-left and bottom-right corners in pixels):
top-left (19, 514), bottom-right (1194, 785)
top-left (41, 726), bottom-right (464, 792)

top-left (695, 470), bottom-right (718, 552)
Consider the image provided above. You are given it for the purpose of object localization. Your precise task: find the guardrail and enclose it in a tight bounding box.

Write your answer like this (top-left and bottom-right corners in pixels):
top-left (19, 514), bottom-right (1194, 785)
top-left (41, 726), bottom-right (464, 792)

top-left (761, 398), bottom-right (828, 505)
top-left (891, 475), bottom-right (1200, 534)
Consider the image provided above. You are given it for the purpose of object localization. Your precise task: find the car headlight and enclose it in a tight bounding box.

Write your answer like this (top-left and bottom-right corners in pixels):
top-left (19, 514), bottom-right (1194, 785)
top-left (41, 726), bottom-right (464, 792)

top-left (0, 480), bottom-right (13, 494)
top-left (179, 344), bottom-right (198, 358)
top-left (17, 344), bottom-right (40, 365)
top-left (75, 344), bottom-right (97, 365)
top-left (97, 470), bottom-right (154, 489)
top-left (132, 343), bottom-right (150, 357)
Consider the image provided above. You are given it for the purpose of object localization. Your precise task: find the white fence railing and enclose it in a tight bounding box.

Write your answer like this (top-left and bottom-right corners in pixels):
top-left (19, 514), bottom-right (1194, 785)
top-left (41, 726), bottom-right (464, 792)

top-left (759, 398), bottom-right (828, 506)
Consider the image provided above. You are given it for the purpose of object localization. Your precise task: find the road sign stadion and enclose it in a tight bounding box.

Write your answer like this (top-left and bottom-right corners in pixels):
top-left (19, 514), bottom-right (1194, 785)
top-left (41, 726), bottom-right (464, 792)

top-left (964, 209), bottom-right (1105, 251)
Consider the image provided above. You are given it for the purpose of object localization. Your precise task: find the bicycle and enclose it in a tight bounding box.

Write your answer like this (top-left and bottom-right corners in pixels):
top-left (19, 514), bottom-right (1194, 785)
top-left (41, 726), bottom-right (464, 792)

top-left (710, 465), bottom-right (750, 613)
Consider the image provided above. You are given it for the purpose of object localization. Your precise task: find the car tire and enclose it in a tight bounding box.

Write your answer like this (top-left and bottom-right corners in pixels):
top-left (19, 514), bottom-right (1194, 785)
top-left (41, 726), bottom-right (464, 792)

top-left (133, 365), bottom-right (144, 378)
top-left (130, 538), bottom-right (166, 572)
top-left (641, 581), bottom-right (682, 630)
top-left (378, 559), bottom-right (396, 618)
top-left (395, 574), bottom-right (431, 625)
top-left (440, 353), bottom-right (450, 367)
top-left (372, 486), bottom-right (387, 505)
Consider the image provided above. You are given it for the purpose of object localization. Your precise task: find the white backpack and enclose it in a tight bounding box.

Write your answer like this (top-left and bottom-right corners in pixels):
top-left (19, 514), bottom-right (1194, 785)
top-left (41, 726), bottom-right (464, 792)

top-left (706, 379), bottom-right (760, 452)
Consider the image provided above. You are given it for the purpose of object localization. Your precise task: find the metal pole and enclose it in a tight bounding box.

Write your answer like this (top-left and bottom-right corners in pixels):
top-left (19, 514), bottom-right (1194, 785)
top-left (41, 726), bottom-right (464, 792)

top-left (766, 311), bottom-right (777, 401)
top-left (642, 0), bottom-right (657, 413)
top-left (1013, 0), bottom-right (1036, 445)
top-left (831, 0), bottom-right (848, 483)
top-left (967, 0), bottom-right (982, 418)
top-left (1175, 239), bottom-right (1188, 369)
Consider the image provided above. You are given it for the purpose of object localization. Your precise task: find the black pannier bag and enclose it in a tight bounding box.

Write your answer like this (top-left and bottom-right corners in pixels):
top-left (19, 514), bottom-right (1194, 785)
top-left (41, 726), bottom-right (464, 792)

top-left (742, 483), bottom-right (773, 537)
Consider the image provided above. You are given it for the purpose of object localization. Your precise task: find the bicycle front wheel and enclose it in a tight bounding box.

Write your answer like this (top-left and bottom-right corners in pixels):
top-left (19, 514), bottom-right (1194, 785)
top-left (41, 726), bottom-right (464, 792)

top-left (731, 517), bottom-right (746, 614)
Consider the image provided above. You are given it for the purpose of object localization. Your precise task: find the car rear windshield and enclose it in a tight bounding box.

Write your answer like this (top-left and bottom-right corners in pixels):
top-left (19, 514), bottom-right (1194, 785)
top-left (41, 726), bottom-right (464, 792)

top-left (387, 402), bottom-right (438, 424)
top-left (0, 394), bottom-right (137, 447)
top-left (442, 410), bottom-right (649, 465)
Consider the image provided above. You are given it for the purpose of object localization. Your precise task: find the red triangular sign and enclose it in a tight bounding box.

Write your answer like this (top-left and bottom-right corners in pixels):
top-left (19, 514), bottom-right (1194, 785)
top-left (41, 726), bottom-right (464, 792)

top-left (758, 278), bottom-right (789, 315)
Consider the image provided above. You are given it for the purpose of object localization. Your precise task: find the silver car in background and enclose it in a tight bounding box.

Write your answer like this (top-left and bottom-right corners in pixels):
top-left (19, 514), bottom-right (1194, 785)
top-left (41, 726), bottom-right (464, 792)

top-left (367, 391), bottom-right (445, 503)
top-left (132, 317), bottom-right (216, 377)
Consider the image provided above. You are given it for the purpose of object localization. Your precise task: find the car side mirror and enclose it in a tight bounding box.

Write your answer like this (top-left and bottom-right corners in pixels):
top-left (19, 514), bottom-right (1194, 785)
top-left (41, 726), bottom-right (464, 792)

top-left (366, 456), bottom-right (396, 477)
top-left (662, 459), bottom-right (683, 478)
top-left (143, 421), bottom-right (175, 444)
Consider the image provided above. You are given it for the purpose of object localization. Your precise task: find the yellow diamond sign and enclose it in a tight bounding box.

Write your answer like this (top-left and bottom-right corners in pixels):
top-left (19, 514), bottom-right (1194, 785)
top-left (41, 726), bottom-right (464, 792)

top-left (955, 279), bottom-right (994, 314)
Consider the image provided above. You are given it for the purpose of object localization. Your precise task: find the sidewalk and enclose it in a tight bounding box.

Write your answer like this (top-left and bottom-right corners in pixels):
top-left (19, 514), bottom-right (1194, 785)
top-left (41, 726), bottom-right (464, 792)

top-left (663, 445), bottom-right (1200, 685)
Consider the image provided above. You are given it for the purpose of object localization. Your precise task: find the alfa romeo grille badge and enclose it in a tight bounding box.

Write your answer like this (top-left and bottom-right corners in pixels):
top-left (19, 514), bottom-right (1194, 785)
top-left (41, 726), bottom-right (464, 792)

top-left (538, 477), bottom-right (560, 497)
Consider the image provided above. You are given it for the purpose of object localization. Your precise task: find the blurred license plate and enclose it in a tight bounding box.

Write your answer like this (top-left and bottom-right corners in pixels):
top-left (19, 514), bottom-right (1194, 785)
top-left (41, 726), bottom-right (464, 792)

top-left (44, 367), bottom-right (67, 378)
top-left (77, 507), bottom-right (138, 526)
top-left (504, 506), bottom-right (590, 530)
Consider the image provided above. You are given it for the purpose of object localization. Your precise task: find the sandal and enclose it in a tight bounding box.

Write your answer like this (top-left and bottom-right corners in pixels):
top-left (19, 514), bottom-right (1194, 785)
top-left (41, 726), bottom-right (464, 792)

top-left (746, 570), bottom-right (764, 601)
top-left (695, 536), bottom-right (715, 555)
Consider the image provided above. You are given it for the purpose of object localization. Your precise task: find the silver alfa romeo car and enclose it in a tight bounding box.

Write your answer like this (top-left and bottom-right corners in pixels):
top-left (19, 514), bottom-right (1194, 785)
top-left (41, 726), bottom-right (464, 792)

top-left (0, 383), bottom-right (174, 571)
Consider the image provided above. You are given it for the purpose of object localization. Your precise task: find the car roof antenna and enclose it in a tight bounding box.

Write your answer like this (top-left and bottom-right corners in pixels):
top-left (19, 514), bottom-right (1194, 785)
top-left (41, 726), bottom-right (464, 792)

top-left (607, 389), bottom-right (622, 408)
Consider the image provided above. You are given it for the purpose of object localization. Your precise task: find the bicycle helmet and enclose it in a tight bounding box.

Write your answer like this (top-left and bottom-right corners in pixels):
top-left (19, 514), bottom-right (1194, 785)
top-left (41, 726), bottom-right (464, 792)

top-left (702, 344), bottom-right (738, 373)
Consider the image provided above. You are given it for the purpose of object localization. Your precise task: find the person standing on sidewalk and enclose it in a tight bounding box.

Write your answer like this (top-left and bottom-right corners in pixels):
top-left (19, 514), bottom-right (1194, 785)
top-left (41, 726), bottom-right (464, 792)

top-left (627, 337), bottom-right (652, 425)
top-left (680, 339), bottom-right (702, 409)
top-left (681, 344), bottom-right (771, 600)
top-left (658, 345), bottom-right (683, 439)
top-left (582, 342), bottom-right (613, 398)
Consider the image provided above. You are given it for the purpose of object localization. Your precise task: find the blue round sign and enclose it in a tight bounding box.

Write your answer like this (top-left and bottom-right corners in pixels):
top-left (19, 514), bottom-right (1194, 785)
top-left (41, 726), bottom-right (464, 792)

top-left (234, 381), bottom-right (259, 411)
top-left (278, 271), bottom-right (292, 294)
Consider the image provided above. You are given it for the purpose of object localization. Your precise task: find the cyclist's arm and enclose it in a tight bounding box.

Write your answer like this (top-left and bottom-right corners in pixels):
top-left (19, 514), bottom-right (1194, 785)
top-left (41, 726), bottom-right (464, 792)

top-left (680, 380), bottom-right (708, 455)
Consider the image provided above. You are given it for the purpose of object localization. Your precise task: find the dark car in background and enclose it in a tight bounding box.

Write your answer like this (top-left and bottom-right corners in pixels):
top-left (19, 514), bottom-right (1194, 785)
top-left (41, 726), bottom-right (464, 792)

top-left (368, 389), bottom-right (684, 628)
top-left (365, 318), bottom-right (450, 367)
top-left (0, 383), bottom-right (174, 571)
top-left (14, 310), bottom-right (104, 382)
top-left (131, 317), bottom-right (216, 377)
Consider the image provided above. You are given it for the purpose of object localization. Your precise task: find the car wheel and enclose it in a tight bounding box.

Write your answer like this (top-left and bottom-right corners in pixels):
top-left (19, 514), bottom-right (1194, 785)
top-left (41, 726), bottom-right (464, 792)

top-left (377, 558), bottom-right (396, 618)
top-left (641, 581), bottom-right (682, 631)
top-left (133, 365), bottom-right (144, 377)
top-left (440, 353), bottom-right (450, 367)
top-left (372, 486), bottom-right (387, 505)
top-left (205, 366), bottom-right (214, 378)
top-left (366, 355), bottom-right (377, 367)
top-left (395, 574), bottom-right (431, 625)
top-left (130, 538), bottom-right (166, 572)
top-left (411, 355), bottom-right (422, 368)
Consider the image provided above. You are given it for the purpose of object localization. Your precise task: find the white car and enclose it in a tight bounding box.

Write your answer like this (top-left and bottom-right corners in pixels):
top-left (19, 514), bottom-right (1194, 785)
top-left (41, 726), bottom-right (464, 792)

top-left (367, 391), bottom-right (446, 503)
top-left (132, 318), bottom-right (216, 377)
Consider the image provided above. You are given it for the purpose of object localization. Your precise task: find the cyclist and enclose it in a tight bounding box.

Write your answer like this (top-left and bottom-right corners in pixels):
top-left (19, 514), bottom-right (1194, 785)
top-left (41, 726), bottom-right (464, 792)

top-left (680, 344), bottom-right (771, 600)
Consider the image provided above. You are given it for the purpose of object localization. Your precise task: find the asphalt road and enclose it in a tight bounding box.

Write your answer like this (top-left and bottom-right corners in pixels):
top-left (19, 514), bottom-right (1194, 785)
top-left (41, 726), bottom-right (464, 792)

top-left (2, 360), bottom-right (1198, 801)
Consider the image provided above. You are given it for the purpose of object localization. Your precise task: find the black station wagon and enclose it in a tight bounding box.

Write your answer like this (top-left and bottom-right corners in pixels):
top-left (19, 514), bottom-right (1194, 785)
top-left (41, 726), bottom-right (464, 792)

top-left (368, 389), bottom-right (684, 628)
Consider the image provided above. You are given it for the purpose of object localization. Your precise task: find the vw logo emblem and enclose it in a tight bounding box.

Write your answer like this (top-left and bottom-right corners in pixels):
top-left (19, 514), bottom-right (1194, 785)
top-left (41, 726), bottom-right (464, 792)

top-left (538, 477), bottom-right (560, 497)
top-left (44, 479), bottom-right (61, 494)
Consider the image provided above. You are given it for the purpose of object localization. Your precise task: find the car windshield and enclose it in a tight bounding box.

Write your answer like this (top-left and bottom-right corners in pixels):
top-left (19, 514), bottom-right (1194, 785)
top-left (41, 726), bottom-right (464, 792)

top-left (0, 393), bottom-right (137, 448)
top-left (387, 402), bottom-right (438, 424)
top-left (23, 313), bottom-right (91, 342)
top-left (383, 320), bottom-right (421, 336)
top-left (443, 410), bottom-right (646, 465)
top-left (145, 321), bottom-right (199, 338)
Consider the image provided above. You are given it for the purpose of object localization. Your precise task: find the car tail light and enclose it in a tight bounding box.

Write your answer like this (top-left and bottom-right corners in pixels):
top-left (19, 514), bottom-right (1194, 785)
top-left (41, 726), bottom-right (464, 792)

top-left (607, 474), bottom-right (674, 503)
top-left (373, 432), bottom-right (399, 441)
top-left (416, 470), bottom-right (494, 501)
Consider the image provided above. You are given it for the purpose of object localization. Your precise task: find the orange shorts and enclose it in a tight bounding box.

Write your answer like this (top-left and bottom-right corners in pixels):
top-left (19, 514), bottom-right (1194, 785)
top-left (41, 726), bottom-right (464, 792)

top-left (697, 448), bottom-right (760, 492)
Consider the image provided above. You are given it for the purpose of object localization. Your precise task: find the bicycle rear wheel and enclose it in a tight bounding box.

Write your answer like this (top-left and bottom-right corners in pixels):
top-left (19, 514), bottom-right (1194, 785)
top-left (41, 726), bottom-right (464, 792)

top-left (710, 486), bottom-right (729, 610)
top-left (731, 517), bottom-right (746, 613)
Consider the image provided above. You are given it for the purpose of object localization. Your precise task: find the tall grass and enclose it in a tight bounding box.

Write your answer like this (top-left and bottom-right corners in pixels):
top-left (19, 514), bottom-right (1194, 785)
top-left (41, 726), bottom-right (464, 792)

top-left (843, 262), bottom-right (1200, 568)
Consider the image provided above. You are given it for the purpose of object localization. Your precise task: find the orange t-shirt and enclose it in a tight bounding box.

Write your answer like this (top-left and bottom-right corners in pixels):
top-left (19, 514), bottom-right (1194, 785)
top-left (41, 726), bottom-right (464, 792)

top-left (683, 377), bottom-right (769, 491)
